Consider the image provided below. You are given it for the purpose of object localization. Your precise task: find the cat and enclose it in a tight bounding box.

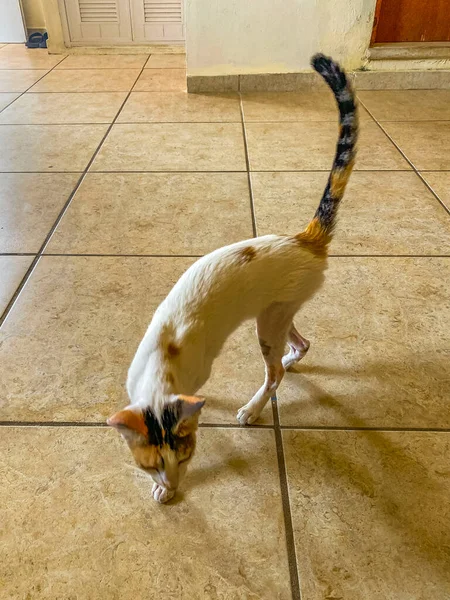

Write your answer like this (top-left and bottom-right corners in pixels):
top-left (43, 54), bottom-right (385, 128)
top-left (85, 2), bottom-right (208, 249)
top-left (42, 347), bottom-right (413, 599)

top-left (107, 53), bottom-right (358, 503)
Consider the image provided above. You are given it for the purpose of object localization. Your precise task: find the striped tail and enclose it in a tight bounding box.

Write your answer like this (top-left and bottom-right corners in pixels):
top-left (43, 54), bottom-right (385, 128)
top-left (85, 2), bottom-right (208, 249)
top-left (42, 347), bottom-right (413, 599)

top-left (298, 54), bottom-right (358, 249)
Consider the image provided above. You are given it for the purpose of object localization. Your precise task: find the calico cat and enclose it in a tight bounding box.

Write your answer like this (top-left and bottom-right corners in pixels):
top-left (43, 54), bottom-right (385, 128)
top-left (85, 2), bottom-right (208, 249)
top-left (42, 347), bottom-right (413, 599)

top-left (108, 54), bottom-right (358, 503)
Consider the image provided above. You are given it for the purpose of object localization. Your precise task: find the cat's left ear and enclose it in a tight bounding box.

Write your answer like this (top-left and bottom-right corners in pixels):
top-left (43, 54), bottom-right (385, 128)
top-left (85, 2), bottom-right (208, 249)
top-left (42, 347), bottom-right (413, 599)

top-left (175, 395), bottom-right (205, 435)
top-left (106, 408), bottom-right (147, 444)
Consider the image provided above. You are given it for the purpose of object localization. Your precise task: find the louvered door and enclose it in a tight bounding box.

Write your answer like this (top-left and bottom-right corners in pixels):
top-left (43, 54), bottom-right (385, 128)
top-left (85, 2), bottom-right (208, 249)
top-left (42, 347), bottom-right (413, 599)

top-left (131, 0), bottom-right (184, 42)
top-left (64, 0), bottom-right (133, 43)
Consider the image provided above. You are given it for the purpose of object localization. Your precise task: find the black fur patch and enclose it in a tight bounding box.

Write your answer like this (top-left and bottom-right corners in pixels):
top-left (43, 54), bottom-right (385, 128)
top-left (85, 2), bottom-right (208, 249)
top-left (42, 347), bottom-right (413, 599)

top-left (143, 402), bottom-right (182, 450)
top-left (310, 53), bottom-right (358, 234)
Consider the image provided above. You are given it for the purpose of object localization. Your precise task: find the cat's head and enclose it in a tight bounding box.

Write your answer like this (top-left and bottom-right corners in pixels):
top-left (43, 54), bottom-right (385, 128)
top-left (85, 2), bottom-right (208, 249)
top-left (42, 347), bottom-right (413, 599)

top-left (107, 396), bottom-right (205, 492)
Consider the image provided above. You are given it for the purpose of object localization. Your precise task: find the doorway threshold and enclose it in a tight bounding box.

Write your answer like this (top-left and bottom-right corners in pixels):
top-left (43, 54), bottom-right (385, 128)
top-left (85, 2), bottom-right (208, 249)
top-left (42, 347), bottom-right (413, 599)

top-left (368, 43), bottom-right (450, 71)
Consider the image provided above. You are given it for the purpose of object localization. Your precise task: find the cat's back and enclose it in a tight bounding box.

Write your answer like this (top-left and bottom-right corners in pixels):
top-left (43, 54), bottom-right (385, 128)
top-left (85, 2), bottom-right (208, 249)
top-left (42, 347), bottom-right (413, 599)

top-left (160, 234), bottom-right (326, 320)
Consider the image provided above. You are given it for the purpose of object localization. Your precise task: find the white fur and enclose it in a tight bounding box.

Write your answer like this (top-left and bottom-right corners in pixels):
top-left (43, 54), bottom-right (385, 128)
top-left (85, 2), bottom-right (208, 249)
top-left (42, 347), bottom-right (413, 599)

top-left (126, 234), bottom-right (326, 424)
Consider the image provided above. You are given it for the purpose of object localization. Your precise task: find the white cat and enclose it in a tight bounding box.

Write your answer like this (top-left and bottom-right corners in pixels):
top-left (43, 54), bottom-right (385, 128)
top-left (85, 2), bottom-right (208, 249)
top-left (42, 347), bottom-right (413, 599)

top-left (108, 54), bottom-right (358, 503)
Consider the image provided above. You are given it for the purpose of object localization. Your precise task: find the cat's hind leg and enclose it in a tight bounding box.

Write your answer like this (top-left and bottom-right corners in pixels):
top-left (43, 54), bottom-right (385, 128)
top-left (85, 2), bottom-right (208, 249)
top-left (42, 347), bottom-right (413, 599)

top-left (237, 303), bottom-right (292, 426)
top-left (282, 324), bottom-right (310, 370)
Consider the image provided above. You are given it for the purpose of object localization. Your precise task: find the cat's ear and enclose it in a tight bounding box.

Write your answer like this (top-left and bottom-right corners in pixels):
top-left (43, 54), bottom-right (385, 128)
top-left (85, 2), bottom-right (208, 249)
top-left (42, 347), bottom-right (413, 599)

top-left (107, 409), bottom-right (147, 444)
top-left (175, 395), bottom-right (205, 436)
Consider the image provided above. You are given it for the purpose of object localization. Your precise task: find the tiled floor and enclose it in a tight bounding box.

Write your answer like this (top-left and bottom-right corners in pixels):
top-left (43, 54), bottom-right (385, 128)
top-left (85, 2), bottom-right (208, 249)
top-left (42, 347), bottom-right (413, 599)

top-left (0, 44), bottom-right (449, 599)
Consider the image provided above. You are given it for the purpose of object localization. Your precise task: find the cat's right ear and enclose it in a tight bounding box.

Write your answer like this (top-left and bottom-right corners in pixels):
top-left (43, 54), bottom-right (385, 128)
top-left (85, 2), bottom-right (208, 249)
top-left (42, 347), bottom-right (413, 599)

top-left (107, 409), bottom-right (148, 444)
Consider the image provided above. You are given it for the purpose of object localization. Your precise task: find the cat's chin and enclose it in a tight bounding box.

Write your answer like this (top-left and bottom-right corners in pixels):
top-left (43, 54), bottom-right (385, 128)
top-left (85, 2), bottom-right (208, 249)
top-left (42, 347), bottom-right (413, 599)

top-left (152, 483), bottom-right (176, 504)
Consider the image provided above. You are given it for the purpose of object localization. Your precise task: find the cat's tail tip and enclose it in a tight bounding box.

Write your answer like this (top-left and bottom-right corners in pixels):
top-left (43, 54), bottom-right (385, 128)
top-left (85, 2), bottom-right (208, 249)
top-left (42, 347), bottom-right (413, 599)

top-left (311, 53), bottom-right (348, 93)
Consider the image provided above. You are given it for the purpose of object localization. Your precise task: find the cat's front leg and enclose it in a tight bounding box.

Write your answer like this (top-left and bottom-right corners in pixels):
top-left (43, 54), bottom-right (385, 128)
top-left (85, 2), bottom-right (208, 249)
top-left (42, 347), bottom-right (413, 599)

top-left (152, 483), bottom-right (175, 504)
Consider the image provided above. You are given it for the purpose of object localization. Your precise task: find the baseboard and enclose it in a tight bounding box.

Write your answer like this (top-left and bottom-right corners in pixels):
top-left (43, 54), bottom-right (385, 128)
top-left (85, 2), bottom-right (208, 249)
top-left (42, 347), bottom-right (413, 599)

top-left (187, 72), bottom-right (329, 93)
top-left (49, 45), bottom-right (185, 56)
top-left (354, 69), bottom-right (450, 89)
top-left (187, 69), bottom-right (450, 92)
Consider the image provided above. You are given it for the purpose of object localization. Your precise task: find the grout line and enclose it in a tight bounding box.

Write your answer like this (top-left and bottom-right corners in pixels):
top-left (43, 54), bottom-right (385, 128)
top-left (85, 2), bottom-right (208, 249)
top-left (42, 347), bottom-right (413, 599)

top-left (0, 55), bottom-right (68, 116)
top-left (0, 56), bottom-right (151, 328)
top-left (271, 397), bottom-right (302, 600)
top-left (2, 253), bottom-right (449, 259)
top-left (40, 253), bottom-right (203, 258)
top-left (1, 420), bottom-right (450, 432)
top-left (279, 425), bottom-right (450, 433)
top-left (0, 169), bottom-right (421, 173)
top-left (0, 420), bottom-right (273, 429)
top-left (417, 172), bottom-right (450, 216)
top-left (25, 89), bottom-right (188, 94)
top-left (26, 90), bottom-right (145, 94)
top-left (0, 122), bottom-right (242, 126)
top-left (328, 254), bottom-right (450, 258)
top-left (358, 99), bottom-right (450, 217)
top-left (239, 93), bottom-right (258, 237)
top-left (199, 422), bottom-right (273, 429)
top-left (0, 170), bottom-right (247, 174)
top-left (0, 421), bottom-right (110, 427)
top-left (3, 253), bottom-right (448, 259)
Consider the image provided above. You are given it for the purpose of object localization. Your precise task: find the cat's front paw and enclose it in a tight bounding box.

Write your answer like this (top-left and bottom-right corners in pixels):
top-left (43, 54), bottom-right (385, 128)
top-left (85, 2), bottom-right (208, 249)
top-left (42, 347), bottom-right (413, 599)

top-left (237, 403), bottom-right (261, 426)
top-left (152, 483), bottom-right (175, 504)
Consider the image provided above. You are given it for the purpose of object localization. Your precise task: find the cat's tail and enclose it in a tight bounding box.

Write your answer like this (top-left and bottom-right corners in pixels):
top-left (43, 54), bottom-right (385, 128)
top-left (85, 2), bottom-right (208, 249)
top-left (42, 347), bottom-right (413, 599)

top-left (296, 53), bottom-right (358, 250)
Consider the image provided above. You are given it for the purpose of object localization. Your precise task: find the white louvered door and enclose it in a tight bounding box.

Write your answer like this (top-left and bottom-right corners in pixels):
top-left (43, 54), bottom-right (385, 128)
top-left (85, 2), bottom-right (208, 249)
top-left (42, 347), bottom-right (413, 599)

top-left (64, 0), bottom-right (133, 43)
top-left (130, 0), bottom-right (184, 42)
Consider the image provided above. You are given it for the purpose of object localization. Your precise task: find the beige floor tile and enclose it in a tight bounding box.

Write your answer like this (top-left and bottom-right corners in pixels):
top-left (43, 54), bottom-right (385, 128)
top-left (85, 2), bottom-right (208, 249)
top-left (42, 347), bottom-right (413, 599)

top-left (92, 123), bottom-right (246, 172)
top-left (252, 171), bottom-right (450, 255)
top-left (359, 90), bottom-right (450, 121)
top-left (0, 92), bottom-right (127, 124)
top-left (133, 69), bottom-right (187, 92)
top-left (146, 54), bottom-right (186, 68)
top-left (246, 122), bottom-right (409, 171)
top-left (381, 121), bottom-right (450, 170)
top-left (0, 92), bottom-right (20, 111)
top-left (29, 69), bottom-right (140, 92)
top-left (0, 427), bottom-right (290, 599)
top-left (242, 91), bottom-right (371, 122)
top-left (0, 256), bottom-right (32, 314)
top-left (0, 46), bottom-right (65, 69)
top-left (55, 54), bottom-right (148, 69)
top-left (117, 91), bottom-right (241, 122)
top-left (284, 430), bottom-right (450, 599)
top-left (421, 171), bottom-right (450, 211)
top-left (47, 173), bottom-right (252, 254)
top-left (0, 124), bottom-right (108, 172)
top-left (0, 257), bottom-right (192, 421)
top-left (0, 173), bottom-right (79, 252)
top-left (199, 323), bottom-right (274, 425)
top-left (0, 69), bottom-right (48, 92)
top-left (278, 257), bottom-right (450, 428)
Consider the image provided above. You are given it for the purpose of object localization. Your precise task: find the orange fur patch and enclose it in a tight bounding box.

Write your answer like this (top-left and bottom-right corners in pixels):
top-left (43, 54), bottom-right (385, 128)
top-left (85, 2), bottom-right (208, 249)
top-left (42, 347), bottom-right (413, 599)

top-left (330, 160), bottom-right (355, 198)
top-left (107, 409), bottom-right (148, 437)
top-left (132, 444), bottom-right (161, 469)
top-left (293, 217), bottom-right (329, 257)
top-left (238, 246), bottom-right (256, 263)
top-left (167, 342), bottom-right (180, 358)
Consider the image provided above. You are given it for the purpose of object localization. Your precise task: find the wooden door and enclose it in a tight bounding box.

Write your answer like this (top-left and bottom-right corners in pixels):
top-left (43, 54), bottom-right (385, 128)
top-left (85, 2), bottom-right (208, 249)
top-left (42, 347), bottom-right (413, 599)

top-left (64, 0), bottom-right (133, 43)
top-left (130, 0), bottom-right (184, 43)
top-left (372, 0), bottom-right (450, 43)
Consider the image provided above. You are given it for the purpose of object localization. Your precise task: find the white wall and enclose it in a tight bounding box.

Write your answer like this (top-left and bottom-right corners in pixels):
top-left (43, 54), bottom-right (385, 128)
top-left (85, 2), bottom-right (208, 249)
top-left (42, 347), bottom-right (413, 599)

top-left (0, 0), bottom-right (26, 42)
top-left (22, 0), bottom-right (45, 29)
top-left (186, 0), bottom-right (377, 75)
